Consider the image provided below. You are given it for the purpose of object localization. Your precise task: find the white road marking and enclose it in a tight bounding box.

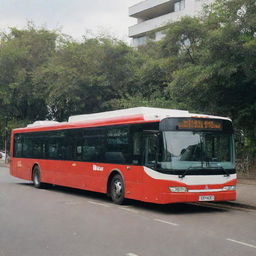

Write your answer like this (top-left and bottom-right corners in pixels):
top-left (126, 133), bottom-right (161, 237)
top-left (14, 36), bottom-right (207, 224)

top-left (88, 201), bottom-right (110, 207)
top-left (154, 218), bottom-right (179, 226)
top-left (119, 207), bottom-right (138, 213)
top-left (227, 238), bottom-right (256, 249)
top-left (63, 201), bottom-right (80, 205)
top-left (126, 253), bottom-right (139, 256)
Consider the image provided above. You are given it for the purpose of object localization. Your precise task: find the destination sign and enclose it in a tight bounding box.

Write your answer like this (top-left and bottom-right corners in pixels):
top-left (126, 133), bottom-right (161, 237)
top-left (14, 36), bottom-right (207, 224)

top-left (159, 117), bottom-right (232, 132)
top-left (177, 119), bottom-right (222, 130)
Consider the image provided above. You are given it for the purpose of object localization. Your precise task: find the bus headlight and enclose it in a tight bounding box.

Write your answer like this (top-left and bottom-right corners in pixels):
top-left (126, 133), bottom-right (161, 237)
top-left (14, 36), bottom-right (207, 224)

top-left (223, 186), bottom-right (236, 191)
top-left (169, 187), bottom-right (187, 192)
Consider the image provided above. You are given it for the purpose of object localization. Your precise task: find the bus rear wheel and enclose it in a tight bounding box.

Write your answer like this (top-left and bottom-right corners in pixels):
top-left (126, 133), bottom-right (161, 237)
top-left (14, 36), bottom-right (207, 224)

top-left (110, 174), bottom-right (125, 205)
top-left (32, 166), bottom-right (44, 189)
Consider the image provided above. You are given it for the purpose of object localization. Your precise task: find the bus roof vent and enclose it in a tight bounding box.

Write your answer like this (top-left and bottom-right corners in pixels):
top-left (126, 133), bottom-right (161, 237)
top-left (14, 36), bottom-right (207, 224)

top-left (27, 121), bottom-right (59, 128)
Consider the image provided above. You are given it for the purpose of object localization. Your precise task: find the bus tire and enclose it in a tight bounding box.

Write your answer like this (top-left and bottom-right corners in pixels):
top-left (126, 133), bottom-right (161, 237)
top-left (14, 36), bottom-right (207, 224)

top-left (32, 166), bottom-right (44, 189)
top-left (110, 174), bottom-right (125, 205)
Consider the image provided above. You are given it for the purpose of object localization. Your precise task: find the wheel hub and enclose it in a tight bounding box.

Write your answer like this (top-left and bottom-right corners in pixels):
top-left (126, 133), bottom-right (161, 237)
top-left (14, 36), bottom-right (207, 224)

top-left (114, 181), bottom-right (122, 196)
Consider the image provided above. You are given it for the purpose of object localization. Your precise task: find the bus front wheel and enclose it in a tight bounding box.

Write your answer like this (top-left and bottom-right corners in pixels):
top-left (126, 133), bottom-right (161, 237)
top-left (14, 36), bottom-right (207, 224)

top-left (110, 174), bottom-right (125, 205)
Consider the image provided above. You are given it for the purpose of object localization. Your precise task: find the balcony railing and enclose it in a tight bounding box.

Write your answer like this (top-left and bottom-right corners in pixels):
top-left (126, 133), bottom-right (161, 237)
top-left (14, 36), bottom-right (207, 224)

top-left (129, 0), bottom-right (173, 17)
top-left (129, 9), bottom-right (187, 37)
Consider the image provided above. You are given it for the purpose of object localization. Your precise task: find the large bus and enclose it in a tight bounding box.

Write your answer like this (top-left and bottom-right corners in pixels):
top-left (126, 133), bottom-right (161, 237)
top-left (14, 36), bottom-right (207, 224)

top-left (10, 107), bottom-right (236, 204)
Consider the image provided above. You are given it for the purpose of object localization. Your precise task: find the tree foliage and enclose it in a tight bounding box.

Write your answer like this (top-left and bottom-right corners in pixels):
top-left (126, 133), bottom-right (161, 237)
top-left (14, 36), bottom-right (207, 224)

top-left (0, 0), bottom-right (255, 156)
top-left (161, 0), bottom-right (256, 152)
top-left (0, 25), bottom-right (58, 121)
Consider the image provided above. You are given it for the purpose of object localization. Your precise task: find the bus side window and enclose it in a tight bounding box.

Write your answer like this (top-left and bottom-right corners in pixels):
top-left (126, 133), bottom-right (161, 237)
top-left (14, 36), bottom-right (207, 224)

top-left (48, 142), bottom-right (58, 159)
top-left (82, 128), bottom-right (106, 162)
top-left (76, 145), bottom-right (83, 160)
top-left (132, 132), bottom-right (142, 165)
top-left (30, 136), bottom-right (45, 159)
top-left (105, 126), bottom-right (131, 164)
top-left (23, 137), bottom-right (33, 158)
top-left (82, 145), bottom-right (97, 161)
top-left (65, 129), bottom-right (83, 161)
top-left (14, 134), bottom-right (23, 157)
top-left (46, 131), bottom-right (66, 160)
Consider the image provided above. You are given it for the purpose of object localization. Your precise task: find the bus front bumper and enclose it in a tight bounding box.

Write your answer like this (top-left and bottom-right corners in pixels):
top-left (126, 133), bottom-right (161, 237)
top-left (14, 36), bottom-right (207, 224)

top-left (158, 190), bottom-right (236, 204)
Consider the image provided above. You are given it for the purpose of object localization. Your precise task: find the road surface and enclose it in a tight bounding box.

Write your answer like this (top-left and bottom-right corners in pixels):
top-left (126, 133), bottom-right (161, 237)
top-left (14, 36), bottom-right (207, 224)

top-left (1, 166), bottom-right (256, 256)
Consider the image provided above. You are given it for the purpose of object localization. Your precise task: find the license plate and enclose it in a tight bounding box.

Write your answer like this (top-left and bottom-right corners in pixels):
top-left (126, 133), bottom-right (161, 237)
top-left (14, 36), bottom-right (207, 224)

top-left (199, 195), bottom-right (215, 201)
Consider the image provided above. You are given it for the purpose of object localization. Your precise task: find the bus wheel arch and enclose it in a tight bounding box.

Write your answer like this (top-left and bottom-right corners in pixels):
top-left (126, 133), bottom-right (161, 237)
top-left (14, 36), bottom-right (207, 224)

top-left (107, 170), bottom-right (125, 204)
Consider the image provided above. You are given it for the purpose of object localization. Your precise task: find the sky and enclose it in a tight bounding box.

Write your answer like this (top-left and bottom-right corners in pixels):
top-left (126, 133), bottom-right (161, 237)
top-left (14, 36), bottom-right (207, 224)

top-left (0, 0), bottom-right (140, 43)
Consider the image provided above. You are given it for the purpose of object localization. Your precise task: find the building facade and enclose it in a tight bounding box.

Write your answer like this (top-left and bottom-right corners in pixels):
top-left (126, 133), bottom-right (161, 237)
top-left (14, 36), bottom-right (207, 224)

top-left (129, 0), bottom-right (214, 47)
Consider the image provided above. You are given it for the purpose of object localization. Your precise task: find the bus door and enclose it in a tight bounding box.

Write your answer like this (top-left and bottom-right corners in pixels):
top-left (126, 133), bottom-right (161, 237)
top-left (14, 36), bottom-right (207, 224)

top-left (142, 131), bottom-right (162, 200)
top-left (105, 126), bottom-right (141, 197)
top-left (143, 131), bottom-right (160, 170)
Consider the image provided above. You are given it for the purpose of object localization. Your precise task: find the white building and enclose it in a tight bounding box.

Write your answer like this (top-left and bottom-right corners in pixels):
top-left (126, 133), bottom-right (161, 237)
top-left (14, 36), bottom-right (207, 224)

top-left (129, 0), bottom-right (214, 47)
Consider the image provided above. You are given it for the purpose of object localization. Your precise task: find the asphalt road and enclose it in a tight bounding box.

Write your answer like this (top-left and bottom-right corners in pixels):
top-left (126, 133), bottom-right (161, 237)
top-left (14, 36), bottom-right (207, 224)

top-left (1, 166), bottom-right (256, 256)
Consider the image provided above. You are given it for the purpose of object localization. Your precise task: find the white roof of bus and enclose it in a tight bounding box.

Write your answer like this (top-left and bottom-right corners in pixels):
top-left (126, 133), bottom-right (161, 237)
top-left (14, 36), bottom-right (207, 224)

top-left (26, 121), bottom-right (60, 127)
top-left (68, 107), bottom-right (231, 123)
top-left (25, 107), bottom-right (231, 128)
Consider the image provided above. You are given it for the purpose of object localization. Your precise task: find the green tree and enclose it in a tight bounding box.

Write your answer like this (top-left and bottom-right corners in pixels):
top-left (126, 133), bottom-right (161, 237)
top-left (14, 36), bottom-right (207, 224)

top-left (34, 37), bottom-right (144, 120)
top-left (161, 0), bottom-right (256, 153)
top-left (0, 24), bottom-right (58, 122)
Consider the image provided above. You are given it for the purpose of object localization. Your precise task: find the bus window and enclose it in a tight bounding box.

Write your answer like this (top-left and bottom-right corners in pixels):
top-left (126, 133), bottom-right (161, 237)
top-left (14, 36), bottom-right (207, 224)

top-left (46, 131), bottom-right (65, 160)
top-left (106, 126), bottom-right (130, 164)
top-left (23, 136), bottom-right (33, 158)
top-left (14, 134), bottom-right (23, 157)
top-left (83, 128), bottom-right (106, 162)
top-left (132, 132), bottom-right (142, 165)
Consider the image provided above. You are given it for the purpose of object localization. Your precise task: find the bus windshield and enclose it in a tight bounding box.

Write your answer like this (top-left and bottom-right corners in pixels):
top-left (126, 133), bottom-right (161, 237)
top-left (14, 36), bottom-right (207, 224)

top-left (160, 131), bottom-right (235, 170)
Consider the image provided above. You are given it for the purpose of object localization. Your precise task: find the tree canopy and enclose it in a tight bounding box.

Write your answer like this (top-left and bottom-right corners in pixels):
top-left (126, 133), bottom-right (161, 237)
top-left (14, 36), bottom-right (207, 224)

top-left (161, 0), bottom-right (256, 154)
top-left (0, 0), bottom-right (255, 157)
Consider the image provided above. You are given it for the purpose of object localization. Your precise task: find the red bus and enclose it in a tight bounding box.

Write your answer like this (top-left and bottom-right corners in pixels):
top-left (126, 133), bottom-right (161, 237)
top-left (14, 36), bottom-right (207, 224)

top-left (10, 107), bottom-right (236, 204)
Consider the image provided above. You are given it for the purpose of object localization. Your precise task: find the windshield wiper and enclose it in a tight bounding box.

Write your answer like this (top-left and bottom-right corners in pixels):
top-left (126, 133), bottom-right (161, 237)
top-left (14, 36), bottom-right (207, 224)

top-left (179, 167), bottom-right (200, 178)
top-left (217, 166), bottom-right (230, 177)
top-left (202, 166), bottom-right (230, 177)
top-left (179, 166), bottom-right (230, 178)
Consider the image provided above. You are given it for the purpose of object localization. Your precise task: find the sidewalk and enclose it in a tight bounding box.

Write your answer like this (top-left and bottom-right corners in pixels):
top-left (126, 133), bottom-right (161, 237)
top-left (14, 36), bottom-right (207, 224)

top-left (1, 161), bottom-right (255, 208)
top-left (235, 179), bottom-right (256, 208)
top-left (0, 161), bottom-right (9, 168)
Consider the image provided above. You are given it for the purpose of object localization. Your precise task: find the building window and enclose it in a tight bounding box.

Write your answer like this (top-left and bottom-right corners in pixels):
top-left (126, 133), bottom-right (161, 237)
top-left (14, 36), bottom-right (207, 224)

top-left (174, 0), bottom-right (185, 12)
top-left (133, 36), bottom-right (147, 47)
top-left (148, 32), bottom-right (156, 40)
